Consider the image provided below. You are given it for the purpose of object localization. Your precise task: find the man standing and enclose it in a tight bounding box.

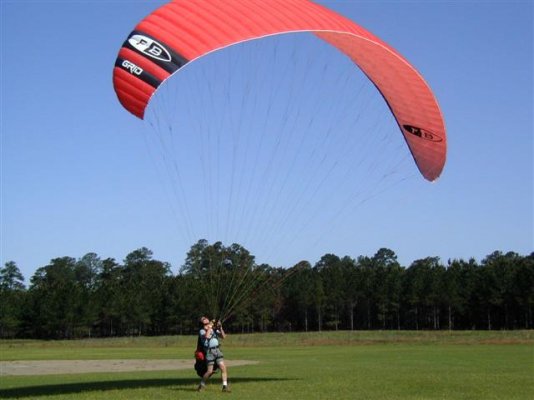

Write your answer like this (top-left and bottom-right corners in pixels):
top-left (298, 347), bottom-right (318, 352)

top-left (198, 316), bottom-right (230, 392)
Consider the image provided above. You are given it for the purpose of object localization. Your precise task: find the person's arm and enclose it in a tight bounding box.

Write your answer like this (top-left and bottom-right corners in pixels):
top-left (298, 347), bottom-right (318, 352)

top-left (217, 321), bottom-right (226, 339)
top-left (200, 327), bottom-right (212, 347)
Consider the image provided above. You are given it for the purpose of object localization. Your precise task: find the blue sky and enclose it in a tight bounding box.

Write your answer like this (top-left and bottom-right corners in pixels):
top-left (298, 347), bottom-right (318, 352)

top-left (1, 0), bottom-right (532, 281)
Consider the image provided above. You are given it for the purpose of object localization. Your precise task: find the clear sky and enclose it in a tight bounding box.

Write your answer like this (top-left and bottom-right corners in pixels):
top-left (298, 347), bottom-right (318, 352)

top-left (1, 0), bottom-right (533, 281)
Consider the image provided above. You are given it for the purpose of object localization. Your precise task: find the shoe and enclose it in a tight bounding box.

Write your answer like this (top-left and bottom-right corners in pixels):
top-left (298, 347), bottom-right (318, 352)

top-left (197, 384), bottom-right (205, 392)
top-left (222, 385), bottom-right (231, 392)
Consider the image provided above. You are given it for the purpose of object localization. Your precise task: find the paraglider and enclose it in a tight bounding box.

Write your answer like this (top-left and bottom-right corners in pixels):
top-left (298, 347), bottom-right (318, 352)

top-left (112, 0), bottom-right (447, 323)
top-left (113, 0), bottom-right (446, 181)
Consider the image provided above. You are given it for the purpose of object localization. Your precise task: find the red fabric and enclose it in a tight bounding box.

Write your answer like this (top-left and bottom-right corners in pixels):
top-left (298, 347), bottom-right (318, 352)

top-left (194, 350), bottom-right (205, 361)
top-left (113, 0), bottom-right (446, 181)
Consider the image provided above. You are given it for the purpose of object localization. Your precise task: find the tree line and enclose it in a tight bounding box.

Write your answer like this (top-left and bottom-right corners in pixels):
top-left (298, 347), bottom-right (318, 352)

top-left (1, 241), bottom-right (533, 339)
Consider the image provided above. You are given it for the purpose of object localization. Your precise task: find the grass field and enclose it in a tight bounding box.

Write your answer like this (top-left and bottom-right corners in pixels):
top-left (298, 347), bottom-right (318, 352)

top-left (1, 331), bottom-right (533, 399)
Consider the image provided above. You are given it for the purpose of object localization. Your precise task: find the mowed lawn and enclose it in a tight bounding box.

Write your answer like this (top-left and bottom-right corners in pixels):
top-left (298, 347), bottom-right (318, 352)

top-left (1, 331), bottom-right (532, 400)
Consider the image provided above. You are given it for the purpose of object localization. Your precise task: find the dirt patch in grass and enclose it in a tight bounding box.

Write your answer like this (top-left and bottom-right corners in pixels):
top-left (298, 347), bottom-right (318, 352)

top-left (0, 359), bottom-right (258, 376)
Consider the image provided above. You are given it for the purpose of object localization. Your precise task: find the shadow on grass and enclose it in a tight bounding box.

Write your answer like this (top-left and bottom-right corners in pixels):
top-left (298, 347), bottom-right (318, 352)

top-left (0, 377), bottom-right (295, 398)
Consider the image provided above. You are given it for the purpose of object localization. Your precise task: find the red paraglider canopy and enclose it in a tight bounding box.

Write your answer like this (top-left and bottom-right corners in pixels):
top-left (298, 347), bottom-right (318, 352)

top-left (113, 0), bottom-right (446, 181)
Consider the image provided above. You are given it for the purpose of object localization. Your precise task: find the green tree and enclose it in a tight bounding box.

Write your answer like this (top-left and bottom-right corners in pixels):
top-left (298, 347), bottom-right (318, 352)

top-left (373, 249), bottom-right (404, 330)
top-left (444, 258), bottom-right (477, 329)
top-left (167, 273), bottom-right (205, 334)
top-left (0, 261), bottom-right (26, 337)
top-left (403, 257), bottom-right (443, 330)
top-left (74, 253), bottom-right (104, 336)
top-left (314, 254), bottom-right (344, 330)
top-left (370, 249), bottom-right (401, 329)
top-left (27, 257), bottom-right (82, 338)
top-left (181, 240), bottom-right (263, 323)
top-left (0, 261), bottom-right (25, 290)
top-left (514, 253), bottom-right (534, 328)
top-left (337, 256), bottom-right (360, 330)
top-left (356, 255), bottom-right (375, 329)
top-left (283, 261), bottom-right (314, 331)
top-left (121, 247), bottom-right (171, 335)
top-left (93, 258), bottom-right (123, 336)
top-left (480, 251), bottom-right (523, 329)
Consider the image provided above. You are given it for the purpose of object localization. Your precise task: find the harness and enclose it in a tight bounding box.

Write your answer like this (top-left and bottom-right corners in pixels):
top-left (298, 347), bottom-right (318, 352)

top-left (204, 330), bottom-right (220, 349)
top-left (202, 329), bottom-right (219, 350)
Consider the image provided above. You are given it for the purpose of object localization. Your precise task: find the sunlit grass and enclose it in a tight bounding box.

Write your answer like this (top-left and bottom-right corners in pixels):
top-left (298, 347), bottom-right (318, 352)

top-left (1, 331), bottom-right (533, 399)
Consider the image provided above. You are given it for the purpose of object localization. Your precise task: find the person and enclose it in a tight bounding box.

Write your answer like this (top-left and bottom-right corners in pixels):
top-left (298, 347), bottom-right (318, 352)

top-left (197, 316), bottom-right (230, 392)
